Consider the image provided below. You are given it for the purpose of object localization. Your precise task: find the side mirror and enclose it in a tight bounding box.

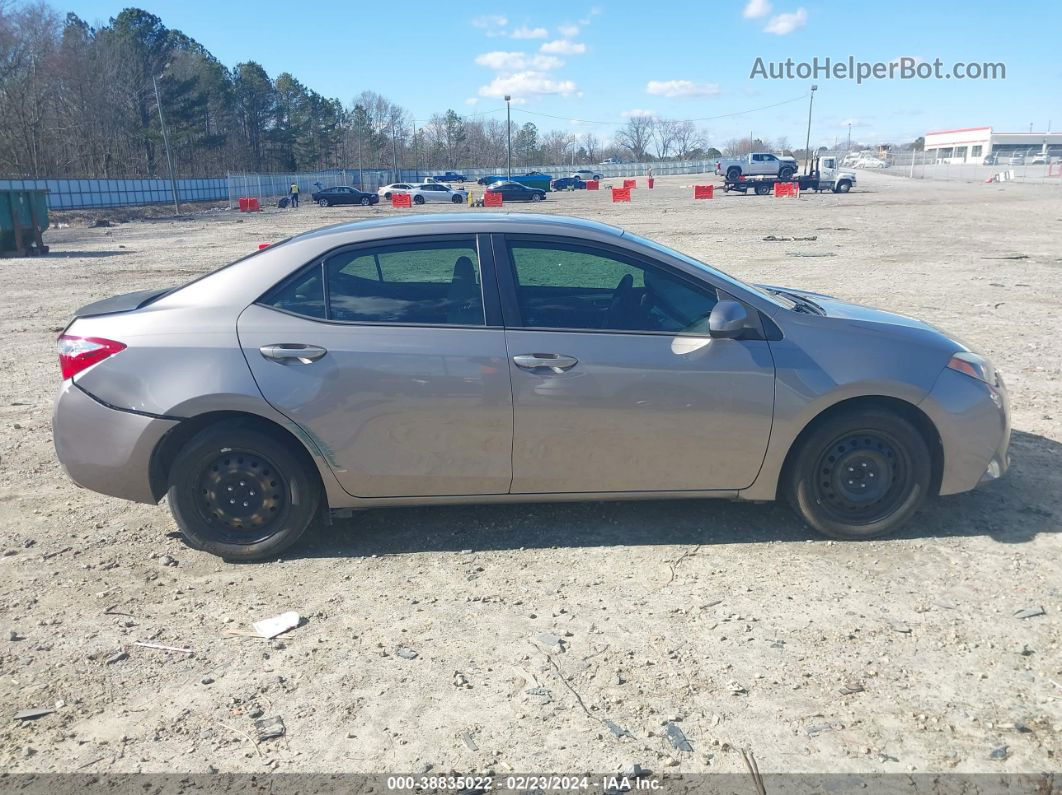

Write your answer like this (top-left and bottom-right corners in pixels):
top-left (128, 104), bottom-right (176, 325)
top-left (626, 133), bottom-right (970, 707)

top-left (708, 300), bottom-right (749, 339)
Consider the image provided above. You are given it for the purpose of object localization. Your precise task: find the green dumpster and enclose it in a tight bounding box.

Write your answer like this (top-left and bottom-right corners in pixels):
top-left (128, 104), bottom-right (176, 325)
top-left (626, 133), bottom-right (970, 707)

top-left (0, 189), bottom-right (50, 257)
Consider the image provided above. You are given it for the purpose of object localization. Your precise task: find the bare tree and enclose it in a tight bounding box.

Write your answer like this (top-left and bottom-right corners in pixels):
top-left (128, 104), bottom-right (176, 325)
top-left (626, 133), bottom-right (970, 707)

top-left (581, 132), bottom-right (600, 162)
top-left (616, 114), bottom-right (654, 161)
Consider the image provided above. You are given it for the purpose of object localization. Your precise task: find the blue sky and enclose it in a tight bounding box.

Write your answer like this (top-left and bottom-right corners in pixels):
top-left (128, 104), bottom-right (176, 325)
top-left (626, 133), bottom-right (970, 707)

top-left (65, 0), bottom-right (1061, 147)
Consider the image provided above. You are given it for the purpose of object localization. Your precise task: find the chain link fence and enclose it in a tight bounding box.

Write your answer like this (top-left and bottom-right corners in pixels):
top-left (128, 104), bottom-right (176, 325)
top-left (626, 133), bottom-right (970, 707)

top-left (822, 149), bottom-right (1062, 184)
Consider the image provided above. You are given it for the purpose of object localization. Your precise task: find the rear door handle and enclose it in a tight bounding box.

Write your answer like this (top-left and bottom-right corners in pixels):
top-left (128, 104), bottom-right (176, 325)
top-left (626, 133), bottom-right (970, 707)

top-left (259, 344), bottom-right (327, 364)
top-left (512, 353), bottom-right (579, 372)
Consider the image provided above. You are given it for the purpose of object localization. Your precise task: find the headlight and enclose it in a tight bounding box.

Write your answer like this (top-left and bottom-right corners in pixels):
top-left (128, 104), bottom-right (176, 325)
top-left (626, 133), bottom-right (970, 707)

top-left (947, 351), bottom-right (998, 387)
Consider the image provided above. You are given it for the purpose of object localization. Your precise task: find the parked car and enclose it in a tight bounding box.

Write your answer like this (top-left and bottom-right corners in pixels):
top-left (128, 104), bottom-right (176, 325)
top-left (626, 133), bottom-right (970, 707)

top-left (551, 176), bottom-right (587, 191)
top-left (477, 173), bottom-right (551, 191)
top-left (599, 158), bottom-right (621, 165)
top-left (485, 181), bottom-right (546, 201)
top-left (398, 183), bottom-right (468, 205)
top-left (1008, 153), bottom-right (1025, 165)
top-left (1028, 152), bottom-right (1048, 165)
top-left (982, 154), bottom-right (998, 166)
top-left (715, 152), bottom-right (798, 181)
top-left (855, 157), bottom-right (887, 169)
top-left (378, 183), bottom-right (414, 200)
top-left (572, 169), bottom-right (603, 180)
top-left (310, 186), bottom-right (379, 207)
top-left (53, 214), bottom-right (1009, 561)
top-left (431, 171), bottom-right (467, 183)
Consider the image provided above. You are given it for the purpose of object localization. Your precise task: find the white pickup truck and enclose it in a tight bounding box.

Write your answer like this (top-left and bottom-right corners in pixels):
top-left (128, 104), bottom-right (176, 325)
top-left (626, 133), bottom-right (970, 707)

top-left (715, 152), bottom-right (798, 182)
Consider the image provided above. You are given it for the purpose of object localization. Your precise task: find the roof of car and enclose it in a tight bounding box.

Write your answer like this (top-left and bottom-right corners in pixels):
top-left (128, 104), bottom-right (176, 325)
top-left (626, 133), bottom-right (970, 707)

top-left (292, 213), bottom-right (623, 243)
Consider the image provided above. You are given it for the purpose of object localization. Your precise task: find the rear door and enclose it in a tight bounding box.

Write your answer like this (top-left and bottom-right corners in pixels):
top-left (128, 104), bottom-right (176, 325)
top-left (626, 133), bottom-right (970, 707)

top-left (238, 234), bottom-right (513, 498)
top-left (494, 235), bottom-right (776, 494)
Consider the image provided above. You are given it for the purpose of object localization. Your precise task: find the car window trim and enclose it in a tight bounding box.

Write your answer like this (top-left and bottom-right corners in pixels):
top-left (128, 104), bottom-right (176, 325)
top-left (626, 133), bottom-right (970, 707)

top-left (257, 233), bottom-right (503, 328)
top-left (493, 233), bottom-right (762, 338)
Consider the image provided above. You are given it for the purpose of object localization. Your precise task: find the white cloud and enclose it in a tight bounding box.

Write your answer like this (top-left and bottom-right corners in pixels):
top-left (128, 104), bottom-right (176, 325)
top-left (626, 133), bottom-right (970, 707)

top-left (465, 97), bottom-right (479, 105)
top-left (540, 39), bottom-right (587, 55)
top-left (743, 0), bottom-right (772, 18)
top-left (510, 25), bottom-right (548, 39)
top-left (475, 51), bottom-right (563, 71)
top-left (478, 71), bottom-right (578, 98)
top-left (763, 8), bottom-right (807, 34)
top-left (558, 23), bottom-right (581, 37)
top-left (621, 108), bottom-right (656, 118)
top-left (646, 79), bottom-right (720, 98)
top-left (472, 14), bottom-right (507, 29)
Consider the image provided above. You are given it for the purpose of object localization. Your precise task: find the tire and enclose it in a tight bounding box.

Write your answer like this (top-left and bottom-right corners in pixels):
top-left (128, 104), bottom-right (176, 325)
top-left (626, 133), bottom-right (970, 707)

top-left (167, 425), bottom-right (321, 561)
top-left (754, 183), bottom-right (771, 195)
top-left (413, 194), bottom-right (425, 205)
top-left (383, 192), bottom-right (392, 200)
top-left (360, 196), bottom-right (371, 206)
top-left (726, 166), bottom-right (741, 182)
top-left (784, 408), bottom-right (931, 540)
top-left (835, 180), bottom-right (852, 193)
top-left (452, 194), bottom-right (464, 204)
top-left (779, 166), bottom-right (795, 180)
top-left (318, 198), bottom-right (330, 207)
top-left (594, 174), bottom-right (602, 180)
top-left (531, 193), bottom-right (544, 201)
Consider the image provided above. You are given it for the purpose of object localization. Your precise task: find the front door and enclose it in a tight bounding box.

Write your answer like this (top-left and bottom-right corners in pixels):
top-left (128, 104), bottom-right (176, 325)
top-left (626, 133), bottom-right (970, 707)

top-left (496, 236), bottom-right (776, 494)
top-left (238, 235), bottom-right (513, 498)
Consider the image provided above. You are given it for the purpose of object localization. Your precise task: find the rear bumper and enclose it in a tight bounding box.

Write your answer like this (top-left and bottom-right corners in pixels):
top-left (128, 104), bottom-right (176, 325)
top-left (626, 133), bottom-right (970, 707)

top-left (919, 367), bottom-right (1011, 495)
top-left (52, 381), bottom-right (178, 504)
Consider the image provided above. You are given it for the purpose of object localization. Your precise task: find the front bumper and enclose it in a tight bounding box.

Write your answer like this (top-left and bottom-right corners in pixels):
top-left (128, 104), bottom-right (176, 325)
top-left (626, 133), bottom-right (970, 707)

top-left (919, 367), bottom-right (1011, 495)
top-left (53, 381), bottom-right (179, 504)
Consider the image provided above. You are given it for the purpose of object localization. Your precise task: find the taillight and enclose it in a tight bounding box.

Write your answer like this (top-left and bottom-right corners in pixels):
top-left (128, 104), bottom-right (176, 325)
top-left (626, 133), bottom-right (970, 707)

top-left (57, 335), bottom-right (126, 380)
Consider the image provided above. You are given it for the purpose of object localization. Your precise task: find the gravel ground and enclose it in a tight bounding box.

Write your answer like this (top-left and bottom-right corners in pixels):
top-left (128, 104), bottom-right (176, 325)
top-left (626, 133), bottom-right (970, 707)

top-left (1, 172), bottom-right (1060, 776)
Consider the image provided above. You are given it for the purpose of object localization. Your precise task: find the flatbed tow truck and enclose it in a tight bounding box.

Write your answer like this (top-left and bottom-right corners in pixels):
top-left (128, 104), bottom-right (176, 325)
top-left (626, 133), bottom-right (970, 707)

top-left (723, 156), bottom-right (856, 195)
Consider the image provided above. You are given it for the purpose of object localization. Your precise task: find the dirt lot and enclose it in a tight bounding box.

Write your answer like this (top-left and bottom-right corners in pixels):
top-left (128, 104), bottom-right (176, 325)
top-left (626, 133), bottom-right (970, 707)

top-left (1, 172), bottom-right (1060, 777)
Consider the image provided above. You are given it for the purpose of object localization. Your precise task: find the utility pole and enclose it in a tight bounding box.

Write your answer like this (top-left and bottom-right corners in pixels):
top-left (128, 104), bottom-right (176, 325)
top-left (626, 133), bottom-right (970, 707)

top-left (152, 69), bottom-right (180, 215)
top-left (391, 118), bottom-right (399, 180)
top-left (505, 95), bottom-right (513, 179)
top-left (803, 84), bottom-right (818, 175)
top-left (412, 120), bottom-right (418, 182)
top-left (846, 122), bottom-right (852, 152)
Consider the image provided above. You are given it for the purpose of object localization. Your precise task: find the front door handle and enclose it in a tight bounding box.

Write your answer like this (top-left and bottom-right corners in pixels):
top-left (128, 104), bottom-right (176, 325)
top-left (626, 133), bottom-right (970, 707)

top-left (259, 344), bottom-right (327, 364)
top-left (513, 353), bottom-right (579, 373)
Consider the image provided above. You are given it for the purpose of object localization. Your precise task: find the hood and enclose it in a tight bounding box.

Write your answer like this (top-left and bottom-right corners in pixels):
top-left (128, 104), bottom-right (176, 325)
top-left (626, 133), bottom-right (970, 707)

top-left (757, 284), bottom-right (968, 342)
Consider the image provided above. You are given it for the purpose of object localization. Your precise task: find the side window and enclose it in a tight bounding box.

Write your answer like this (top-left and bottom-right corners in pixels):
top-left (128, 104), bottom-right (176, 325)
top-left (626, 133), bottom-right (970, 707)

top-left (325, 241), bottom-right (484, 325)
top-left (265, 267), bottom-right (326, 319)
top-left (508, 242), bottom-right (718, 334)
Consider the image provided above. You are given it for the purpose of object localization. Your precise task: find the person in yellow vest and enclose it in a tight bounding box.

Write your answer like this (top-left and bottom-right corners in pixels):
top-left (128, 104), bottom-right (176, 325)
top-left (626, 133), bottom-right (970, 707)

top-left (289, 182), bottom-right (300, 208)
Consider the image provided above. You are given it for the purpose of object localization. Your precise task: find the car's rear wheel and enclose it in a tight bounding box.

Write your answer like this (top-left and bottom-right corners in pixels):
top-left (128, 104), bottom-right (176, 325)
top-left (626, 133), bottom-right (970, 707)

top-left (726, 166), bottom-right (741, 182)
top-left (318, 198), bottom-right (330, 207)
top-left (360, 196), bottom-right (371, 206)
top-left (383, 192), bottom-right (392, 200)
top-left (167, 425), bottom-right (321, 561)
top-left (779, 166), bottom-right (796, 180)
top-left (413, 195), bottom-right (425, 205)
top-left (755, 183), bottom-right (771, 195)
top-left (452, 194), bottom-right (464, 204)
top-left (784, 408), bottom-right (931, 540)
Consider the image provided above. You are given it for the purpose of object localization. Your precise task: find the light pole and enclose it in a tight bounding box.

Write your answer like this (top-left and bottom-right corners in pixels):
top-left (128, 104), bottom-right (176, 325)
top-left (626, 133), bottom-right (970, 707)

top-left (803, 84), bottom-right (818, 175)
top-left (505, 95), bottom-right (512, 179)
top-left (846, 122), bottom-right (852, 153)
top-left (390, 118), bottom-right (399, 180)
top-left (152, 65), bottom-right (180, 215)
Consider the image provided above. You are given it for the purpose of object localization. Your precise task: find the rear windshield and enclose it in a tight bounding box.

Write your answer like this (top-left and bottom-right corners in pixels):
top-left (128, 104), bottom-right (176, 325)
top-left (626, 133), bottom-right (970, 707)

top-left (154, 237), bottom-right (293, 301)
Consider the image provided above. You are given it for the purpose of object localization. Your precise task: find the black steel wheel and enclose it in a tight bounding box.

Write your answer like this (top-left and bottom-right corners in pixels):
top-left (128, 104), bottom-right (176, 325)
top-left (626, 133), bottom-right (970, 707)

top-left (785, 408), bottom-right (931, 539)
top-left (779, 166), bottom-right (795, 180)
top-left (168, 424), bottom-right (321, 560)
top-left (726, 166), bottom-right (741, 182)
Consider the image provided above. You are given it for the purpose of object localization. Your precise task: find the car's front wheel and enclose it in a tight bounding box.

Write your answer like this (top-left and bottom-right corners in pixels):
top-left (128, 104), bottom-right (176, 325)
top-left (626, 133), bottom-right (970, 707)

top-left (531, 193), bottom-right (544, 201)
top-left (835, 180), bottom-right (852, 193)
top-left (784, 408), bottom-right (931, 540)
top-left (452, 194), bottom-right (464, 204)
top-left (360, 196), bottom-right (371, 206)
top-left (413, 195), bottom-right (425, 205)
top-left (167, 424), bottom-right (321, 561)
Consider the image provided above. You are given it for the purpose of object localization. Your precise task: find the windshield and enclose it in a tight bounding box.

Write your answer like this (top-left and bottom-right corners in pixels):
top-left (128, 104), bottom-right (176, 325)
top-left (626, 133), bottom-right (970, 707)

top-left (622, 231), bottom-right (798, 310)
